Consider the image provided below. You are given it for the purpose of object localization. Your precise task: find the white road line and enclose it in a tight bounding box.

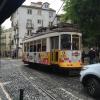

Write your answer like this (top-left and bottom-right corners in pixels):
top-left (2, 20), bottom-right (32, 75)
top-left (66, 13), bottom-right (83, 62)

top-left (19, 70), bottom-right (53, 100)
top-left (19, 70), bottom-right (82, 100)
top-left (0, 97), bottom-right (2, 100)
top-left (58, 88), bottom-right (83, 100)
top-left (0, 82), bottom-right (12, 100)
top-left (3, 81), bottom-right (12, 85)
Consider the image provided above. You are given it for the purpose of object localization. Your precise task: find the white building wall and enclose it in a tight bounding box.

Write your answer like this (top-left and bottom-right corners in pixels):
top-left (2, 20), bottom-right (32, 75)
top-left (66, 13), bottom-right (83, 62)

top-left (11, 2), bottom-right (57, 57)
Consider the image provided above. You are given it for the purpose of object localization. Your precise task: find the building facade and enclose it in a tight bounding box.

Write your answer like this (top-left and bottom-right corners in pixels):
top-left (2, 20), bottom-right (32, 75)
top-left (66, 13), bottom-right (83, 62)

top-left (0, 28), bottom-right (13, 57)
top-left (11, 2), bottom-right (57, 57)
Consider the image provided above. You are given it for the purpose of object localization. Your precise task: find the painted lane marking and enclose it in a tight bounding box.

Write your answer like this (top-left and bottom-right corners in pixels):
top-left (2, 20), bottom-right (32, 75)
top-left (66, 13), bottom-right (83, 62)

top-left (58, 88), bottom-right (83, 100)
top-left (3, 81), bottom-right (12, 85)
top-left (0, 82), bottom-right (12, 100)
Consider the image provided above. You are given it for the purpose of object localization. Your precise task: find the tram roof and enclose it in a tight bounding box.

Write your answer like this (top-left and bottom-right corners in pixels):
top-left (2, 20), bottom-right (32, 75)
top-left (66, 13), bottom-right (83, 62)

top-left (24, 23), bottom-right (81, 41)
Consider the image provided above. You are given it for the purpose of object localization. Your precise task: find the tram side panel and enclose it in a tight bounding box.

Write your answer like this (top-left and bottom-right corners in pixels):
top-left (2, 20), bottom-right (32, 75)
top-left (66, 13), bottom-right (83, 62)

top-left (22, 50), bottom-right (82, 69)
top-left (58, 50), bottom-right (82, 69)
top-left (22, 47), bottom-right (82, 68)
top-left (25, 52), bottom-right (51, 65)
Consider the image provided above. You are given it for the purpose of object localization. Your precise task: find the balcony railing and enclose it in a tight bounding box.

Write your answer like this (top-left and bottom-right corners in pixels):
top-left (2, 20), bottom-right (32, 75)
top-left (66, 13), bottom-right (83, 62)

top-left (26, 23), bottom-right (34, 29)
top-left (14, 34), bottom-right (19, 39)
top-left (14, 24), bottom-right (19, 31)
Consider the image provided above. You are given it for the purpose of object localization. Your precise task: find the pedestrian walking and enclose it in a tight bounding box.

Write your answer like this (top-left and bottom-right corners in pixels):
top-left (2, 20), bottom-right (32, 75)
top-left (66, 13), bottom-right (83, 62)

top-left (88, 48), bottom-right (96, 64)
top-left (82, 50), bottom-right (86, 64)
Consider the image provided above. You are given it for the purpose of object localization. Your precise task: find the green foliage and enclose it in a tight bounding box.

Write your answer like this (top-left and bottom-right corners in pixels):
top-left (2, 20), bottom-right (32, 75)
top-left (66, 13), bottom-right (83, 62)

top-left (63, 0), bottom-right (100, 47)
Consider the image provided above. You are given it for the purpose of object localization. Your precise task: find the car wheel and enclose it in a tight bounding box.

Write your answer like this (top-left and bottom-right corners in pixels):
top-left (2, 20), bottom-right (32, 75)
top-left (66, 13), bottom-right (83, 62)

top-left (85, 78), bottom-right (100, 97)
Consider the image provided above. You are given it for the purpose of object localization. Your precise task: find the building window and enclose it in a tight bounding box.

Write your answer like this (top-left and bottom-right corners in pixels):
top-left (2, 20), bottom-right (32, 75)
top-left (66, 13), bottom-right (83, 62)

top-left (49, 11), bottom-right (53, 18)
top-left (27, 9), bottom-right (32, 15)
top-left (27, 30), bottom-right (32, 36)
top-left (37, 19), bottom-right (41, 24)
top-left (45, 5), bottom-right (47, 8)
top-left (26, 19), bottom-right (33, 29)
top-left (45, 4), bottom-right (48, 8)
top-left (49, 22), bottom-right (52, 26)
top-left (27, 19), bottom-right (32, 24)
top-left (37, 10), bottom-right (42, 15)
top-left (42, 20), bottom-right (43, 27)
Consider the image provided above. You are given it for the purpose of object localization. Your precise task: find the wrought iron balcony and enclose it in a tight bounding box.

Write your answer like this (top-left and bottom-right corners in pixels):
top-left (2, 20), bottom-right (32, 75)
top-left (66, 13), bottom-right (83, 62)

top-left (26, 23), bottom-right (34, 29)
top-left (14, 34), bottom-right (19, 39)
top-left (14, 23), bottom-right (19, 31)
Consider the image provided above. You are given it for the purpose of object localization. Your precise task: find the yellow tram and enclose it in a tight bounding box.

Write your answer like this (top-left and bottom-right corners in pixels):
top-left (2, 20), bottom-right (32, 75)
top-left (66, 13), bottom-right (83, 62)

top-left (22, 23), bottom-right (82, 69)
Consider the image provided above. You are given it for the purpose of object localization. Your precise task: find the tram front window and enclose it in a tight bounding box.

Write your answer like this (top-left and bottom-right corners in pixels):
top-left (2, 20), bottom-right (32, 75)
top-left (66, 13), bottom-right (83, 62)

top-left (51, 36), bottom-right (59, 50)
top-left (61, 34), bottom-right (71, 50)
top-left (72, 35), bottom-right (80, 50)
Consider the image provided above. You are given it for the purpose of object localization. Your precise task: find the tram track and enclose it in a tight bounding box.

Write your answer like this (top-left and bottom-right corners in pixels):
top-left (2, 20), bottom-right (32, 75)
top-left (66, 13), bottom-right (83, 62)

top-left (0, 59), bottom-right (94, 100)
top-left (19, 69), bottom-right (58, 100)
top-left (19, 65), bottom-right (83, 100)
top-left (21, 64), bottom-right (92, 100)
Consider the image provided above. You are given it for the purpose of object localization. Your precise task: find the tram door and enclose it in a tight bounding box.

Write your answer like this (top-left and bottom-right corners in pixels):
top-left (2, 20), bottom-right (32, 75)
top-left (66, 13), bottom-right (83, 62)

top-left (50, 36), bottom-right (59, 64)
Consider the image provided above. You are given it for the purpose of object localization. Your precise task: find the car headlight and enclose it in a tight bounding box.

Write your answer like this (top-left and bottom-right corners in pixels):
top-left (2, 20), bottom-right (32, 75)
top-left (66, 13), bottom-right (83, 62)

top-left (81, 67), bottom-right (88, 70)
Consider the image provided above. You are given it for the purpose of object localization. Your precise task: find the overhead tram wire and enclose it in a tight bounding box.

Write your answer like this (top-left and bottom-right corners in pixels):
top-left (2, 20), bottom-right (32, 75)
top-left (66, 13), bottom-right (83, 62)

top-left (52, 0), bottom-right (66, 25)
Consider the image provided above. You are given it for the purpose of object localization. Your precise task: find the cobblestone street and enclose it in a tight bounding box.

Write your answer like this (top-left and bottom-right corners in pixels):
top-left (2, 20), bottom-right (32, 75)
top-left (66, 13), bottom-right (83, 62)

top-left (0, 59), bottom-right (95, 100)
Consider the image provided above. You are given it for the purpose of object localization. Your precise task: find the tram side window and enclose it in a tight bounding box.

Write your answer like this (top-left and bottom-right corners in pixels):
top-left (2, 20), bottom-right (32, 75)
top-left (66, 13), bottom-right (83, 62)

top-left (61, 34), bottom-right (71, 50)
top-left (27, 43), bottom-right (30, 52)
top-left (72, 35), bottom-right (79, 50)
top-left (37, 44), bottom-right (41, 52)
top-left (37, 40), bottom-right (41, 52)
top-left (33, 45), bottom-right (36, 52)
top-left (30, 42), bottom-right (34, 52)
top-left (42, 39), bottom-right (46, 51)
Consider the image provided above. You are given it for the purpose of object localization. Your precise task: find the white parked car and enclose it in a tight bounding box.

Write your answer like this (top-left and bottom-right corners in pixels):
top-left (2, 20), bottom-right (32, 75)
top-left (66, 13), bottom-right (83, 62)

top-left (80, 63), bottom-right (100, 98)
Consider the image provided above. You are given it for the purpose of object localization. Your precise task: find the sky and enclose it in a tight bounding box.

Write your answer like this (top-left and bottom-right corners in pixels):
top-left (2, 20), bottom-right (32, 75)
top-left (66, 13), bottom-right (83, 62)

top-left (2, 0), bottom-right (63, 29)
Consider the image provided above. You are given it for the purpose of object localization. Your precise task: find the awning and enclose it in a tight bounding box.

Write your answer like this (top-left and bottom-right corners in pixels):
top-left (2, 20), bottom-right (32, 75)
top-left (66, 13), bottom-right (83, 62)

top-left (0, 0), bottom-right (25, 24)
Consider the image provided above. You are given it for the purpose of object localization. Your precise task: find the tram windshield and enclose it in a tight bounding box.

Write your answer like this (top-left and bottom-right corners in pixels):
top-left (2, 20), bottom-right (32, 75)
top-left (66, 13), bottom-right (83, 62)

top-left (61, 34), bottom-right (71, 50)
top-left (51, 36), bottom-right (59, 50)
top-left (72, 35), bottom-right (80, 50)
